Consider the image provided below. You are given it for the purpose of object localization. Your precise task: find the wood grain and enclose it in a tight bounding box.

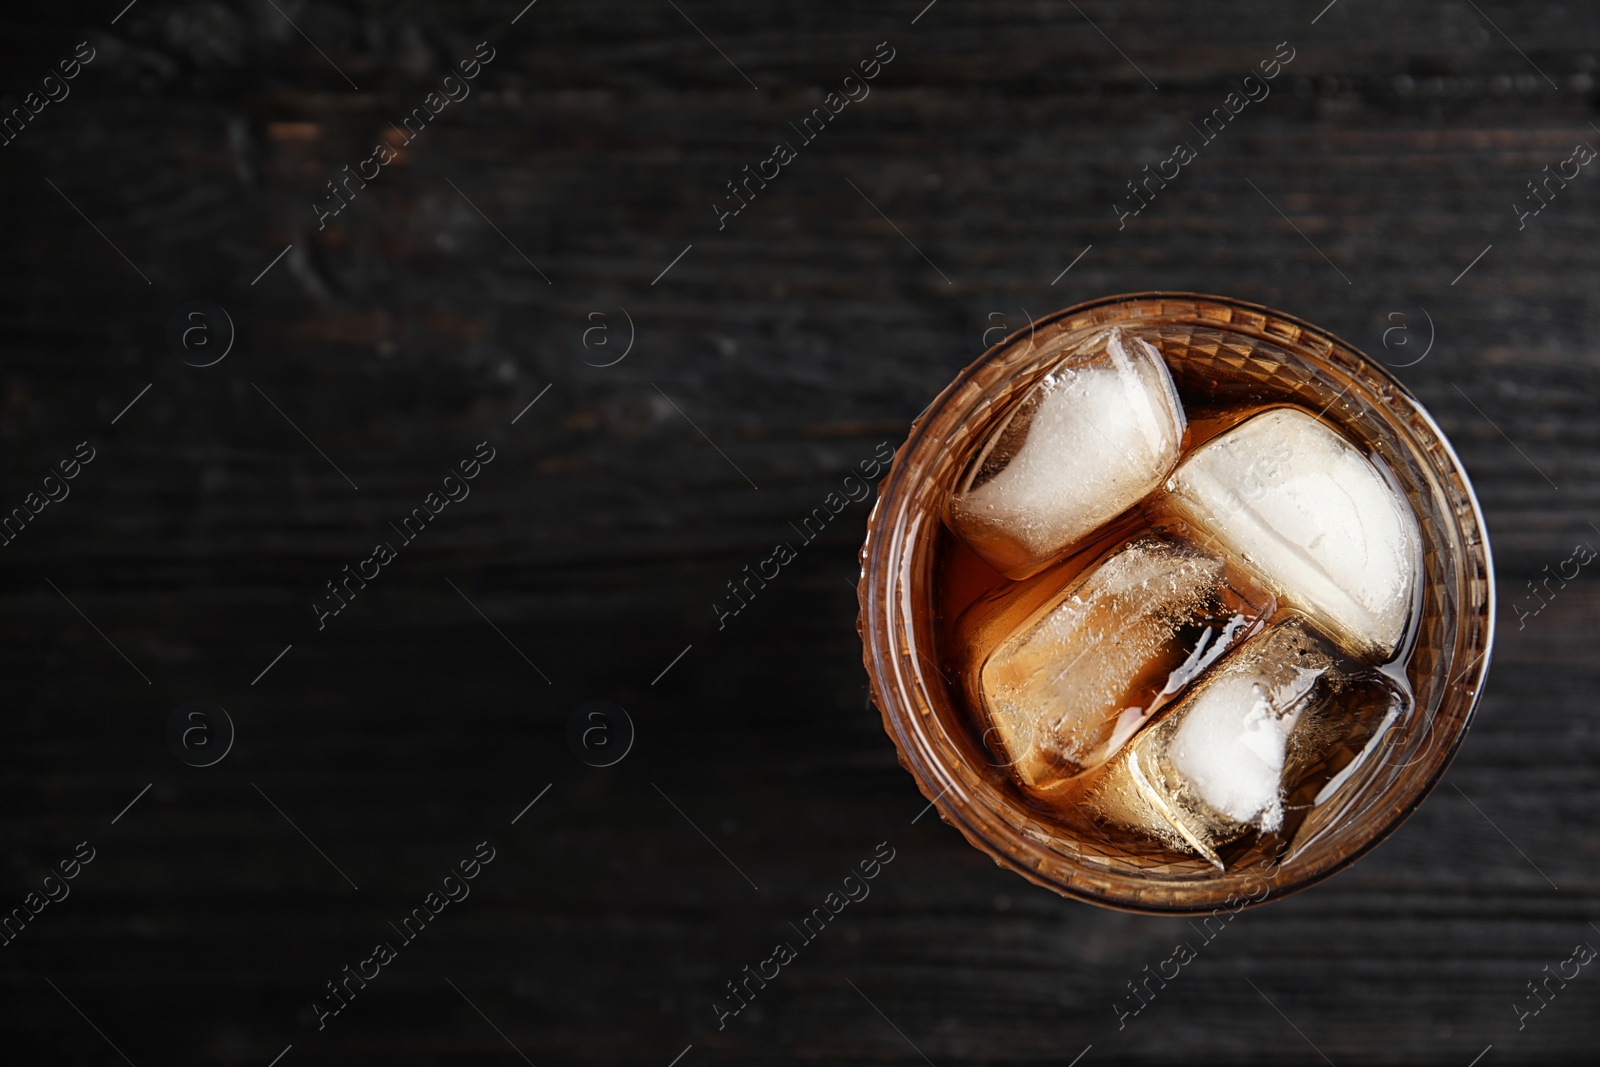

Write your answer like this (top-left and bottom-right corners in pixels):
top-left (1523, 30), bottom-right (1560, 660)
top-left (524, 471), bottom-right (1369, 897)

top-left (1, 1), bottom-right (1597, 1063)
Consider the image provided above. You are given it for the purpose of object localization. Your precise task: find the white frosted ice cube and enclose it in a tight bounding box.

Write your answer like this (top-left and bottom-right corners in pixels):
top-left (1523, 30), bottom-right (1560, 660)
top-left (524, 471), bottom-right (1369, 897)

top-left (1078, 618), bottom-right (1406, 868)
top-left (947, 328), bottom-right (1186, 579)
top-left (1161, 407), bottom-right (1421, 660)
top-left (1167, 667), bottom-right (1319, 828)
top-left (1079, 619), bottom-right (1335, 867)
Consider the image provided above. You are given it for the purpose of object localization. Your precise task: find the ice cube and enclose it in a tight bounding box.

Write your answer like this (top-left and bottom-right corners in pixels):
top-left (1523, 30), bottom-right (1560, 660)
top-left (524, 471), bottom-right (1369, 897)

top-left (1077, 618), bottom-right (1405, 868)
top-left (1282, 671), bottom-right (1410, 860)
top-left (1159, 407), bottom-right (1421, 661)
top-left (957, 534), bottom-right (1274, 789)
top-left (947, 328), bottom-right (1187, 579)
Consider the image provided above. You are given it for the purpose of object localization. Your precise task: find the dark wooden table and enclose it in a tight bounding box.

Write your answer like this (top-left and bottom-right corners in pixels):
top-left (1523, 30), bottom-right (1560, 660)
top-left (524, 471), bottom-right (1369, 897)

top-left (1, 1), bottom-right (1596, 1063)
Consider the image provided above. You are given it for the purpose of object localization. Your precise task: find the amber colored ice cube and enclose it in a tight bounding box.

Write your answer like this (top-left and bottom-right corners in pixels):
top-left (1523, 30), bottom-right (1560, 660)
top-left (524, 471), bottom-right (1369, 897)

top-left (955, 533), bottom-right (1274, 789)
